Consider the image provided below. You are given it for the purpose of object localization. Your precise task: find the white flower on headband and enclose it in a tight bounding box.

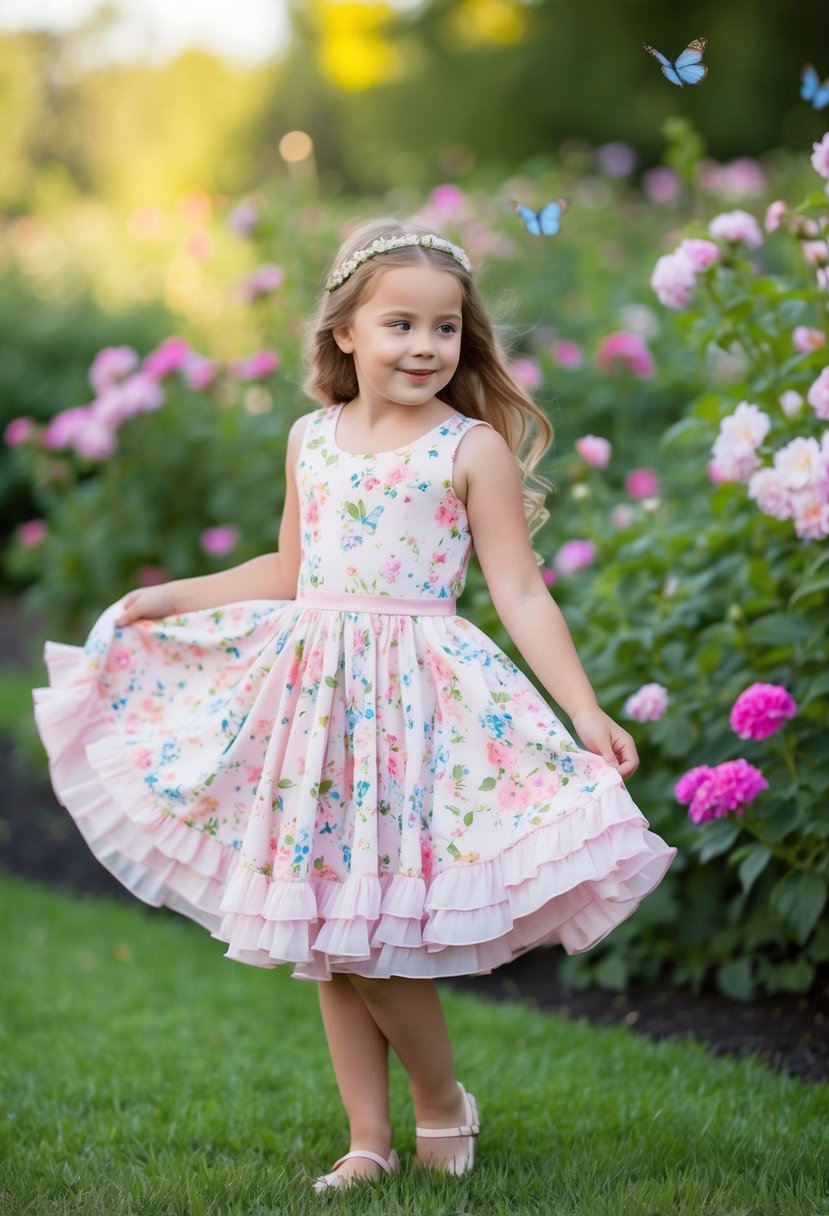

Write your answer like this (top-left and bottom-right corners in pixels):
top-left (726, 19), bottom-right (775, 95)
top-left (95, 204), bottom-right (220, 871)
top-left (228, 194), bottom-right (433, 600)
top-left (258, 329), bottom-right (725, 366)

top-left (326, 232), bottom-right (471, 291)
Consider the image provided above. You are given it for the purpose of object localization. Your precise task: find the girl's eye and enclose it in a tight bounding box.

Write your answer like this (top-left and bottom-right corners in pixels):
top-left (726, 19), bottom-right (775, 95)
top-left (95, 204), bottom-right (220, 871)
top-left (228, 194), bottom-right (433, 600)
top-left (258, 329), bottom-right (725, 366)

top-left (437, 323), bottom-right (457, 334)
top-left (388, 320), bottom-right (410, 331)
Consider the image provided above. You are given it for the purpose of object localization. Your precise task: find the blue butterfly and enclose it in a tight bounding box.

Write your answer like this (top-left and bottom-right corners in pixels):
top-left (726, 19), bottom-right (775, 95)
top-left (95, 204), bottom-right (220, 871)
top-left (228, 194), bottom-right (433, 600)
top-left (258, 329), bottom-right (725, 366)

top-left (511, 199), bottom-right (570, 237)
top-left (340, 499), bottom-right (384, 550)
top-left (801, 63), bottom-right (829, 110)
top-left (644, 37), bottom-right (708, 87)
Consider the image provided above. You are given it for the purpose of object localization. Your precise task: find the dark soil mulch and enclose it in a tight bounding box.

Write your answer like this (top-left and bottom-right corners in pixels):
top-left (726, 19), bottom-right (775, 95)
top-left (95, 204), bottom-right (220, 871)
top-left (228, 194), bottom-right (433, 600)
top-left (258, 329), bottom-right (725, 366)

top-left (2, 732), bottom-right (826, 1084)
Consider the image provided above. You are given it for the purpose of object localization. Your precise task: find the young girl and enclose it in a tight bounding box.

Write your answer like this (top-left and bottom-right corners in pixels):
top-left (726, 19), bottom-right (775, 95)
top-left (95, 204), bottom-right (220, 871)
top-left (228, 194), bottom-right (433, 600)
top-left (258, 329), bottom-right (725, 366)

top-left (33, 218), bottom-right (676, 1191)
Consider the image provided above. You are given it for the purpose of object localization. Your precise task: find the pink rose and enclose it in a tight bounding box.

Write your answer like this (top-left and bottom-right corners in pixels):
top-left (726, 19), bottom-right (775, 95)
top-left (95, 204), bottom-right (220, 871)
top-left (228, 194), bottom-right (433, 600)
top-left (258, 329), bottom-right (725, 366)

top-left (623, 682), bottom-right (669, 722)
top-left (596, 330), bottom-right (655, 378)
top-left (709, 401), bottom-right (771, 483)
top-left (650, 252), bottom-right (696, 310)
top-left (792, 492), bottom-right (829, 540)
top-left (674, 766), bottom-right (714, 805)
top-left (73, 419), bottom-right (118, 460)
top-left (747, 468), bottom-right (793, 520)
top-left (773, 436), bottom-right (825, 490)
top-left (230, 350), bottom-right (280, 380)
top-left (625, 468), bottom-right (660, 500)
top-left (143, 337), bottom-right (191, 380)
top-left (807, 368), bottom-right (829, 420)
top-left (554, 539), bottom-right (596, 575)
top-left (676, 758), bottom-right (768, 824)
top-left (810, 132), bottom-right (829, 180)
top-left (17, 518), bottom-right (46, 547)
top-left (551, 339), bottom-right (584, 369)
top-left (510, 358), bottom-right (543, 391)
top-left (200, 525), bottom-right (239, 556)
top-left (575, 434), bottom-right (612, 469)
top-left (676, 238), bottom-right (720, 272)
top-left (730, 683), bottom-right (797, 740)
top-left (787, 323), bottom-right (821, 352)
top-left (708, 209), bottom-right (763, 248)
top-left (764, 200), bottom-right (788, 233)
top-left (89, 345), bottom-right (139, 394)
top-left (3, 416), bottom-right (36, 446)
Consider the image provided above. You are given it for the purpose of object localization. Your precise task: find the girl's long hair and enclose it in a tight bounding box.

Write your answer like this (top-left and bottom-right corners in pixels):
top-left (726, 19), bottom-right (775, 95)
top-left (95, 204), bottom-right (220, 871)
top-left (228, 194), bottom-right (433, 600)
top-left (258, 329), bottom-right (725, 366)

top-left (303, 217), bottom-right (553, 537)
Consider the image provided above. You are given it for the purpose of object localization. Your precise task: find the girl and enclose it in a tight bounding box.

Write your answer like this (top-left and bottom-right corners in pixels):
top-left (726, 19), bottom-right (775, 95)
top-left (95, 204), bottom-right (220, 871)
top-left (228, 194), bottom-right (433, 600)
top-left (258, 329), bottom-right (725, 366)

top-left (33, 218), bottom-right (676, 1192)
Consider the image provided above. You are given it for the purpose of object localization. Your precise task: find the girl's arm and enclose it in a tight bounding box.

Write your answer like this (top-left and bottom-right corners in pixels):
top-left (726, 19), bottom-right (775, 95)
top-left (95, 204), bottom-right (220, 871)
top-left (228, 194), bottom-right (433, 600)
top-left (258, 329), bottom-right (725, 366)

top-left (115, 415), bottom-right (307, 624)
top-left (457, 426), bottom-right (638, 778)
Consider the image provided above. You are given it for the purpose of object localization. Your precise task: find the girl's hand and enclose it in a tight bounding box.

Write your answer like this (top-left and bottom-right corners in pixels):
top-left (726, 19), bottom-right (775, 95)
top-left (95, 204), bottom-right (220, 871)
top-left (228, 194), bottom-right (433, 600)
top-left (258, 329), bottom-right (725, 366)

top-left (571, 706), bottom-right (639, 779)
top-left (114, 583), bottom-right (180, 627)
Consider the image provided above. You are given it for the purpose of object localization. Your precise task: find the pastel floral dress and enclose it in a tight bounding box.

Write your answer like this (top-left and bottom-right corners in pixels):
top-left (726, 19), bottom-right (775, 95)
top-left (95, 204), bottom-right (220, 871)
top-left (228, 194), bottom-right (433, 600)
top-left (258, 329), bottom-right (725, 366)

top-left (33, 404), bottom-right (675, 980)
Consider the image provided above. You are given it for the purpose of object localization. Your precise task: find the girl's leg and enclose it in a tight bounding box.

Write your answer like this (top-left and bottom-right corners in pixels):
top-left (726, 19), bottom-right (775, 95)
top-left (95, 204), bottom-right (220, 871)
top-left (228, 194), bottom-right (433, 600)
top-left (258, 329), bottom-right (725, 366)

top-left (316, 973), bottom-right (393, 1181)
top-left (348, 975), bottom-right (471, 1168)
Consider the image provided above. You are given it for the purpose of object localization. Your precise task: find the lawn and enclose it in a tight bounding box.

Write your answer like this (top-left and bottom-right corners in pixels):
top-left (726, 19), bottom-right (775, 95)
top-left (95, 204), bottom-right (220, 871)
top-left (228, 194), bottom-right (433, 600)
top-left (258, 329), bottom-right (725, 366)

top-left (0, 874), bottom-right (826, 1216)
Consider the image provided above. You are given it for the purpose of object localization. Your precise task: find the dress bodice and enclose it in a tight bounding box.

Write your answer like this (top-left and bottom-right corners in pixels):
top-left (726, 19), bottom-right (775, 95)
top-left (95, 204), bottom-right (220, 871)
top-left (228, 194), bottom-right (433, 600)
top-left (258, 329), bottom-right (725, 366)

top-left (296, 405), bottom-right (487, 601)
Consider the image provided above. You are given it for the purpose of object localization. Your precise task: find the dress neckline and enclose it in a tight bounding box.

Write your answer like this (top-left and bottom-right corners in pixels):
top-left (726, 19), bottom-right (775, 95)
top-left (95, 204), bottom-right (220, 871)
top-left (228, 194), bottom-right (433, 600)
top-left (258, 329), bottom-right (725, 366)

top-left (330, 403), bottom-right (462, 458)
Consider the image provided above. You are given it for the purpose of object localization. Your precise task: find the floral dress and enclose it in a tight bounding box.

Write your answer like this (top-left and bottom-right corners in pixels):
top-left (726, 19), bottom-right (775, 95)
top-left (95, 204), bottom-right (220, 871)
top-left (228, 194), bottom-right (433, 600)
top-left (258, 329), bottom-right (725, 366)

top-left (33, 404), bottom-right (675, 980)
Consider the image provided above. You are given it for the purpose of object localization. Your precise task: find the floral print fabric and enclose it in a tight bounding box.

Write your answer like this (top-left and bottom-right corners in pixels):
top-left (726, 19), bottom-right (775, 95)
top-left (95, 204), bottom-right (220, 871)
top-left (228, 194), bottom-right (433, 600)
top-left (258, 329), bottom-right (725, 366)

top-left (33, 404), bottom-right (675, 979)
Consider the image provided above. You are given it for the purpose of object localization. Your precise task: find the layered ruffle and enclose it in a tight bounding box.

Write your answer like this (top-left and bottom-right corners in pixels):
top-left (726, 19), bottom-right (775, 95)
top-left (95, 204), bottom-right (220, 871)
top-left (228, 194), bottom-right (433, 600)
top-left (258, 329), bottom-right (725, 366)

top-left (33, 626), bottom-right (675, 980)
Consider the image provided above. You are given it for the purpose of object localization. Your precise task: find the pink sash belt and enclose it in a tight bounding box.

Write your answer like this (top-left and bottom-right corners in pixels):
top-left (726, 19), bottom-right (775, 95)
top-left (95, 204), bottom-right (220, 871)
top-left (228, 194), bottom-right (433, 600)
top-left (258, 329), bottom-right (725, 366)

top-left (297, 590), bottom-right (457, 616)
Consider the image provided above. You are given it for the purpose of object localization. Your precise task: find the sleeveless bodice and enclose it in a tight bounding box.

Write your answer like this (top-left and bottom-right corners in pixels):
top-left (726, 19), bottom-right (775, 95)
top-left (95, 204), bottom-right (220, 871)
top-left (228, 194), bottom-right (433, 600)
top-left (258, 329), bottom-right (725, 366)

top-left (296, 405), bottom-right (486, 601)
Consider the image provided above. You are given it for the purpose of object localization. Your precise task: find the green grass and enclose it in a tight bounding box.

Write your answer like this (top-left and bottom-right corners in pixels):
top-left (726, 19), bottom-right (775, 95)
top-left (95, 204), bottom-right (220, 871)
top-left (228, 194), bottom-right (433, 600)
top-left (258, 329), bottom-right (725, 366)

top-left (0, 665), bottom-right (47, 769)
top-left (1, 876), bottom-right (826, 1216)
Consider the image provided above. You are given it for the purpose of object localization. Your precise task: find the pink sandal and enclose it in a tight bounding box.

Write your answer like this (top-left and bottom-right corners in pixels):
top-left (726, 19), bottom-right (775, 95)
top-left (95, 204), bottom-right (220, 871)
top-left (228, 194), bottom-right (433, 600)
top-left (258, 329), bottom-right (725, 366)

top-left (312, 1147), bottom-right (401, 1192)
top-left (415, 1082), bottom-right (480, 1175)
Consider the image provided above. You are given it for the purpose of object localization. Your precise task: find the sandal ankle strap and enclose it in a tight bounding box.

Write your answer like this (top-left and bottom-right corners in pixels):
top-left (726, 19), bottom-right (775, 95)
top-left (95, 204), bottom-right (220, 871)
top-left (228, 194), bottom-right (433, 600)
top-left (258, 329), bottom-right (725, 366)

top-left (330, 1148), bottom-right (399, 1174)
top-left (415, 1121), bottom-right (480, 1138)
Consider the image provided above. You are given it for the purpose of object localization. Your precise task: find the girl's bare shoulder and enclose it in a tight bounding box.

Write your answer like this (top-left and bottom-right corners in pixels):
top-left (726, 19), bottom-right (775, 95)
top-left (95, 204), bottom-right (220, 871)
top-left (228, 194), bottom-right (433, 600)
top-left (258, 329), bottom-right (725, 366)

top-left (453, 422), bottom-right (517, 500)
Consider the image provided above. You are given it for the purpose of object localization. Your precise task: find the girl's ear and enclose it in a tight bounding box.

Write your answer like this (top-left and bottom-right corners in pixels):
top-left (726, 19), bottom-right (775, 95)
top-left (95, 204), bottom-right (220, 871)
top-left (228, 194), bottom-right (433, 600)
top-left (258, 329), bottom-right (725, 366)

top-left (332, 325), bottom-right (354, 354)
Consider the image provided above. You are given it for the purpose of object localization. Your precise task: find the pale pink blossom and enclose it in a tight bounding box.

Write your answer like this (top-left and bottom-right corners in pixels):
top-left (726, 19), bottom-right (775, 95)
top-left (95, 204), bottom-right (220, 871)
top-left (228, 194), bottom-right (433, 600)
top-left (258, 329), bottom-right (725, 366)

top-left (486, 739), bottom-right (511, 767)
top-left (676, 238), bottom-right (720, 272)
top-left (779, 390), bottom-right (804, 418)
top-left (230, 350), bottom-right (280, 380)
top-left (764, 200), bottom-right (788, 232)
top-left (595, 331), bottom-right (655, 378)
top-left (709, 401), bottom-right (771, 483)
top-left (42, 404), bottom-right (94, 450)
top-left (551, 339), bottom-right (584, 369)
top-left (708, 209), bottom-right (763, 248)
top-left (792, 491), bottom-right (829, 539)
top-left (73, 419), bottom-right (118, 460)
top-left (747, 468), bottom-right (794, 520)
top-left (18, 518), bottom-right (46, 547)
top-left (773, 436), bottom-right (825, 490)
top-left (89, 345), bottom-right (140, 394)
top-left (802, 240), bottom-right (829, 266)
top-left (730, 683), bottom-right (797, 740)
top-left (623, 682), bottom-right (669, 722)
top-left (650, 252), bottom-right (696, 310)
top-left (793, 326), bottom-right (825, 354)
top-left (625, 468), bottom-right (660, 500)
top-left (183, 355), bottom-right (220, 391)
top-left (381, 556), bottom-right (401, 583)
top-left (554, 539), bottom-right (596, 574)
top-left (676, 758), bottom-right (768, 824)
top-left (238, 262), bottom-right (285, 302)
top-left (3, 416), bottom-right (36, 446)
top-left (143, 337), bottom-right (191, 380)
top-left (699, 157), bottom-right (765, 198)
top-left (510, 358), bottom-right (543, 391)
top-left (811, 132), bottom-right (829, 180)
top-left (597, 141), bottom-right (638, 177)
top-left (611, 504), bottom-right (635, 528)
top-left (200, 525), bottom-right (239, 556)
top-left (575, 434), bottom-right (612, 469)
top-left (642, 167), bottom-right (682, 204)
top-left (807, 367), bottom-right (829, 420)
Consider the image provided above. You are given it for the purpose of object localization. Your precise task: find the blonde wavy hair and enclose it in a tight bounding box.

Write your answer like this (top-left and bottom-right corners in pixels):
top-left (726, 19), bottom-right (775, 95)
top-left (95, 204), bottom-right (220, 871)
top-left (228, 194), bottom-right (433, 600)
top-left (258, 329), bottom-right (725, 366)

top-left (303, 217), bottom-right (553, 536)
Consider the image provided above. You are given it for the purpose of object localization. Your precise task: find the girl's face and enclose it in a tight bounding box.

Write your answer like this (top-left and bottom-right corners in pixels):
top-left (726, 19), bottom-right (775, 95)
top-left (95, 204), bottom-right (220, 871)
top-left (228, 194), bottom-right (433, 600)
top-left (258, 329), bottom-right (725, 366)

top-left (333, 264), bottom-right (463, 409)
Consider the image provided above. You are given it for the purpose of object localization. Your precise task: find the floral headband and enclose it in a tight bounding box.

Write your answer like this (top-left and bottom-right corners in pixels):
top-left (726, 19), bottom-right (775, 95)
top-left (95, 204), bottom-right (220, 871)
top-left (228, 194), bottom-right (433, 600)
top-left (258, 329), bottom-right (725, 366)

top-left (326, 232), bottom-right (471, 291)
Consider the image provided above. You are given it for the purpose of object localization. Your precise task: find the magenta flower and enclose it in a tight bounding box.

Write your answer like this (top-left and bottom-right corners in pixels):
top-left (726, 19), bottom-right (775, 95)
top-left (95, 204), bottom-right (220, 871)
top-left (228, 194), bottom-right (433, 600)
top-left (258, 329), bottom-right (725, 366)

top-left (806, 367), bottom-right (829, 420)
top-left (811, 132), bottom-right (829, 181)
top-left (200, 526), bottom-right (240, 556)
top-left (230, 350), bottom-right (280, 380)
top-left (89, 345), bottom-right (140, 395)
top-left (554, 539), bottom-right (596, 575)
top-left (651, 252), bottom-right (696, 310)
top-left (183, 355), bottom-right (220, 391)
top-left (764, 199), bottom-right (788, 233)
top-left (575, 434), bottom-right (611, 469)
top-left (708, 209), bottom-right (763, 248)
top-left (17, 518), bottom-right (47, 548)
top-left (238, 262), bottom-right (285, 303)
top-left (730, 683), bottom-right (797, 741)
top-left (143, 337), bottom-right (191, 380)
top-left (540, 566), bottom-right (557, 587)
top-left (551, 339), bottom-right (584, 369)
top-left (42, 405), bottom-right (95, 451)
top-left (793, 326), bottom-right (825, 354)
top-left (676, 759), bottom-right (768, 824)
top-left (510, 358), bottom-right (543, 391)
top-left (427, 183), bottom-right (467, 220)
top-left (623, 682), bottom-right (669, 723)
top-left (625, 467), bottom-right (660, 500)
top-left (595, 331), bottom-right (655, 378)
top-left (3, 416), bottom-right (36, 446)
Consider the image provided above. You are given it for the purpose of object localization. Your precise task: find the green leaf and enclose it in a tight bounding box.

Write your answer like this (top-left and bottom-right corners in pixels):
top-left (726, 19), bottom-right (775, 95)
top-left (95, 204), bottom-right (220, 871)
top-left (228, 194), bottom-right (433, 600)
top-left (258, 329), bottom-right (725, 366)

top-left (452, 764), bottom-right (465, 780)
top-left (345, 502), bottom-right (361, 520)
top-left (324, 675), bottom-right (338, 688)
top-left (800, 670), bottom-right (829, 710)
top-left (478, 777), bottom-right (497, 791)
top-left (746, 613), bottom-right (812, 646)
top-left (277, 777), bottom-right (295, 789)
top-left (696, 819), bottom-right (740, 863)
top-left (771, 872), bottom-right (828, 945)
top-left (789, 574), bottom-right (829, 607)
top-left (463, 811), bottom-right (474, 826)
top-left (737, 844), bottom-right (772, 895)
top-left (716, 958), bottom-right (754, 1002)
